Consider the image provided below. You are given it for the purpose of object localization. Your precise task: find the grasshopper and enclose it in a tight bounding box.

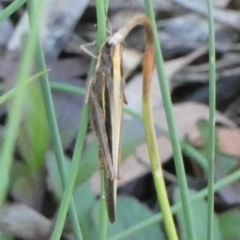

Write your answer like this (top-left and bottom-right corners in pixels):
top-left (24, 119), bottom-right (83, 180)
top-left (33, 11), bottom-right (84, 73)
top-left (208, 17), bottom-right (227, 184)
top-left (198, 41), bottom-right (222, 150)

top-left (87, 40), bottom-right (124, 223)
top-left (86, 13), bottom-right (153, 223)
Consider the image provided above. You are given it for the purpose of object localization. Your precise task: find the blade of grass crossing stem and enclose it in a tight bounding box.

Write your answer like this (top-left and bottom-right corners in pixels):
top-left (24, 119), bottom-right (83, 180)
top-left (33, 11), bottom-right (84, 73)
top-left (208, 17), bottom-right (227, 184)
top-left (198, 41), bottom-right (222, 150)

top-left (0, 0), bottom-right (27, 22)
top-left (50, 82), bottom-right (85, 95)
top-left (206, 0), bottom-right (216, 239)
top-left (0, 0), bottom-right (45, 213)
top-left (0, 70), bottom-right (49, 105)
top-left (144, 1), bottom-right (196, 240)
top-left (26, 1), bottom-right (83, 239)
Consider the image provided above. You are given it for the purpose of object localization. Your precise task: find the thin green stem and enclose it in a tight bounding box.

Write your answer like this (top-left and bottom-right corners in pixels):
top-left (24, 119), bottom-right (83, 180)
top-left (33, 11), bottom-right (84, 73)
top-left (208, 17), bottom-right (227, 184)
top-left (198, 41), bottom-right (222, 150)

top-left (50, 105), bottom-right (89, 240)
top-left (206, 0), bottom-right (216, 239)
top-left (103, 0), bottom-right (109, 13)
top-left (144, 1), bottom-right (196, 239)
top-left (96, 0), bottom-right (107, 46)
top-left (50, 82), bottom-right (85, 95)
top-left (99, 171), bottom-right (108, 240)
top-left (0, 0), bottom-right (27, 22)
top-left (0, 70), bottom-right (48, 105)
top-left (95, 0), bottom-right (108, 236)
top-left (110, 166), bottom-right (240, 240)
top-left (26, 1), bottom-right (82, 239)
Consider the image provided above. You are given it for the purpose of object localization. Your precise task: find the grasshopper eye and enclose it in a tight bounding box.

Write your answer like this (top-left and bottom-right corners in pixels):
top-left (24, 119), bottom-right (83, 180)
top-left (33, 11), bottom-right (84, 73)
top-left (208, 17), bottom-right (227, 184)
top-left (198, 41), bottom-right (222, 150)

top-left (105, 41), bottom-right (112, 49)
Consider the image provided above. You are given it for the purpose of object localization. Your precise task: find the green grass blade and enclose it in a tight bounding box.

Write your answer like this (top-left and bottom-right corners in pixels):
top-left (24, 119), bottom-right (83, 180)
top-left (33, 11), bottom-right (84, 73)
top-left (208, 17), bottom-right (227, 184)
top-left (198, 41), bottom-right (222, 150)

top-left (95, 0), bottom-right (109, 237)
top-left (50, 82), bottom-right (85, 95)
top-left (206, 0), bottom-right (216, 239)
top-left (99, 172), bottom-right (108, 240)
top-left (144, 1), bottom-right (196, 239)
top-left (0, 0), bottom-right (43, 212)
top-left (50, 105), bottom-right (89, 240)
top-left (26, 1), bottom-right (83, 239)
top-left (0, 0), bottom-right (27, 22)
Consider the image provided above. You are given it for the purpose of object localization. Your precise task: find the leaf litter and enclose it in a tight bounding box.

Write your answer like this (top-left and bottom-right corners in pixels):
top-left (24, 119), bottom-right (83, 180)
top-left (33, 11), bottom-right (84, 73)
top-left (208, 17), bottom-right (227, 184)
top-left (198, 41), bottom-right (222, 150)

top-left (1, 0), bottom-right (240, 238)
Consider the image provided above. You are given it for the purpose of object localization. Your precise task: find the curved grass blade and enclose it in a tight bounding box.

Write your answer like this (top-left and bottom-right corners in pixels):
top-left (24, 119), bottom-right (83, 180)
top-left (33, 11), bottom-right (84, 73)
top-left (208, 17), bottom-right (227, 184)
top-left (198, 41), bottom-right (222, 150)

top-left (109, 14), bottom-right (178, 240)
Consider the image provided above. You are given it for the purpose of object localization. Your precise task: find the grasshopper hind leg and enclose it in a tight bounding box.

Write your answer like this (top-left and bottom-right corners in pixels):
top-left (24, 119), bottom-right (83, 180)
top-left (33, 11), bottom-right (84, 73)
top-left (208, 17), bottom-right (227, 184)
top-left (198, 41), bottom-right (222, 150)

top-left (105, 177), bottom-right (117, 223)
top-left (90, 96), bottom-right (116, 179)
top-left (99, 149), bottom-right (117, 223)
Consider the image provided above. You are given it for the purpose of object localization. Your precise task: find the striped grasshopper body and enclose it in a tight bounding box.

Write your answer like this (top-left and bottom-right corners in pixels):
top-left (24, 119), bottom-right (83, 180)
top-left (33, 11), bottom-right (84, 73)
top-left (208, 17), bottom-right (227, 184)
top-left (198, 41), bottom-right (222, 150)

top-left (88, 41), bottom-right (124, 223)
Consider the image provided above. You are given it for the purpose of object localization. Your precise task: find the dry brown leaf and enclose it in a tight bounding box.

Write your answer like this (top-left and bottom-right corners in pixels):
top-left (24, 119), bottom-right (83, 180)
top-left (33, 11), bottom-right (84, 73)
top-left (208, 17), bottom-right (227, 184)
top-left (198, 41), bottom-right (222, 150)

top-left (124, 47), bottom-right (206, 117)
top-left (154, 102), bottom-right (235, 141)
top-left (8, 0), bottom-right (89, 57)
top-left (167, 47), bottom-right (207, 81)
top-left (90, 154), bottom-right (149, 194)
top-left (213, 0), bottom-right (231, 8)
top-left (107, 1), bottom-right (172, 17)
top-left (0, 203), bottom-right (52, 240)
top-left (173, 0), bottom-right (240, 31)
top-left (124, 71), bottom-right (161, 115)
top-left (190, 126), bottom-right (240, 158)
top-left (135, 135), bottom-right (172, 165)
top-left (122, 47), bottom-right (143, 79)
top-left (217, 127), bottom-right (240, 157)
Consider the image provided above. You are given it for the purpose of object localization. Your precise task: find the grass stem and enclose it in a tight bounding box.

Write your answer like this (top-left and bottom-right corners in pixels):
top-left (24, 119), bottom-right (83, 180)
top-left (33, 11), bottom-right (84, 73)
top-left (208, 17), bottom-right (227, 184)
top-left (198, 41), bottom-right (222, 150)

top-left (206, 0), bottom-right (216, 239)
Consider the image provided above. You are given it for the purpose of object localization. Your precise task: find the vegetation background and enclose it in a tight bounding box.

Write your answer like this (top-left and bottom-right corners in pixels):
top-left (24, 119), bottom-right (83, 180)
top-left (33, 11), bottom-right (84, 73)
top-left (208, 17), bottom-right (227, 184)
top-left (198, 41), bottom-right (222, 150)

top-left (0, 0), bottom-right (240, 239)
